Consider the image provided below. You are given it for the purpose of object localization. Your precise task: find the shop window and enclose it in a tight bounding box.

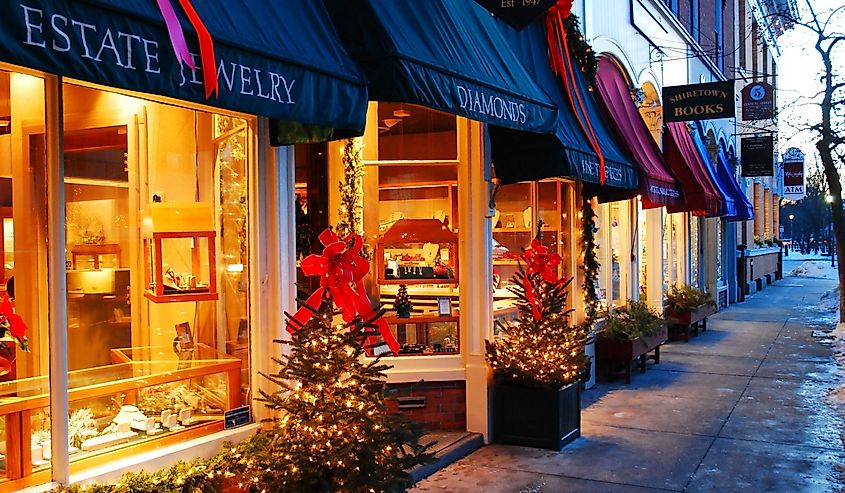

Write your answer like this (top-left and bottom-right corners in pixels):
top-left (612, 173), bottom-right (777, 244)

top-left (57, 83), bottom-right (252, 474)
top-left (0, 68), bottom-right (49, 486)
top-left (491, 180), bottom-right (574, 328)
top-left (638, 203), bottom-right (648, 300)
top-left (372, 104), bottom-right (461, 356)
top-left (610, 202), bottom-right (623, 304)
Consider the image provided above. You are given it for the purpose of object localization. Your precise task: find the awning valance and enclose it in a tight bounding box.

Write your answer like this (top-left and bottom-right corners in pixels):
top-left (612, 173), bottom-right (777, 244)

top-left (691, 124), bottom-right (736, 218)
top-left (1, 0), bottom-right (369, 143)
top-left (488, 21), bottom-right (638, 190)
top-left (593, 58), bottom-right (683, 208)
top-left (324, 0), bottom-right (557, 135)
top-left (664, 122), bottom-right (722, 216)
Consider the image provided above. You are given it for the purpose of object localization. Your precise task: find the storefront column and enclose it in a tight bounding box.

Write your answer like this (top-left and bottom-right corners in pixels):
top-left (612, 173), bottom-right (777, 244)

top-left (704, 217), bottom-right (719, 299)
top-left (754, 182), bottom-right (763, 237)
top-left (773, 193), bottom-right (780, 238)
top-left (460, 120), bottom-right (493, 441)
top-left (46, 75), bottom-right (70, 484)
top-left (764, 188), bottom-right (772, 238)
top-left (646, 208), bottom-right (664, 311)
top-left (253, 129), bottom-right (296, 423)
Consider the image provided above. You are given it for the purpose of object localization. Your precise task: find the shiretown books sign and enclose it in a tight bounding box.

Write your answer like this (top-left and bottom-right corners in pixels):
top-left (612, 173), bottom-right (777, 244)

top-left (663, 81), bottom-right (736, 122)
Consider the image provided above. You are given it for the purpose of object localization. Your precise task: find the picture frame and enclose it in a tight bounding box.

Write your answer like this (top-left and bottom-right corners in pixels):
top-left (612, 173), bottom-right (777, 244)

top-left (437, 297), bottom-right (452, 317)
top-left (174, 321), bottom-right (194, 351)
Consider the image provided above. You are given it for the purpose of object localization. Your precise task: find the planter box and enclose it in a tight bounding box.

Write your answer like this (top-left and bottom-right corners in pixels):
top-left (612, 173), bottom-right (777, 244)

top-left (666, 304), bottom-right (715, 342)
top-left (493, 379), bottom-right (580, 451)
top-left (596, 327), bottom-right (667, 384)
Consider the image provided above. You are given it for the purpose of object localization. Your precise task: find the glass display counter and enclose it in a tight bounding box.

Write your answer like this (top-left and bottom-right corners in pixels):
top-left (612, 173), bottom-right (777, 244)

top-left (0, 344), bottom-right (240, 488)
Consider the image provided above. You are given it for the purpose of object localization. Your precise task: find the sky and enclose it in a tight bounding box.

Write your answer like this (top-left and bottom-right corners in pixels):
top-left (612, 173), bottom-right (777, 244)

top-left (777, 0), bottom-right (844, 169)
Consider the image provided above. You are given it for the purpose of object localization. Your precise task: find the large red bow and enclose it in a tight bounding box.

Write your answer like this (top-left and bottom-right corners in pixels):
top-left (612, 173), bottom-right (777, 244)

top-left (287, 229), bottom-right (400, 354)
top-left (523, 238), bottom-right (563, 320)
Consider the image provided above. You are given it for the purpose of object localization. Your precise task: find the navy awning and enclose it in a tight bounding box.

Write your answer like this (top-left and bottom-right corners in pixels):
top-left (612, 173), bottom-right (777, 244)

top-left (323, 0), bottom-right (557, 135)
top-left (488, 21), bottom-right (638, 190)
top-left (717, 148), bottom-right (755, 221)
top-left (1, 0), bottom-right (367, 143)
top-left (691, 124), bottom-right (736, 218)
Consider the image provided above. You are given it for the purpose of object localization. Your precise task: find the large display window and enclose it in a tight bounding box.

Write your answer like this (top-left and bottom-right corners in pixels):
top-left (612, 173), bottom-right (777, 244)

top-left (0, 71), bottom-right (256, 490)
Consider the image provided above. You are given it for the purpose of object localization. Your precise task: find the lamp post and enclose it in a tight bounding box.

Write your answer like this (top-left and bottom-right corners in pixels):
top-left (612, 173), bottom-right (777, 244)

top-left (826, 195), bottom-right (835, 266)
top-left (789, 214), bottom-right (795, 251)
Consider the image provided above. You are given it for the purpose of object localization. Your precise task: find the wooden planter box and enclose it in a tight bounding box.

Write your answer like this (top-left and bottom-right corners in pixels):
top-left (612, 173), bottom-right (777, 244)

top-left (493, 379), bottom-right (580, 451)
top-left (666, 304), bottom-right (715, 342)
top-left (596, 327), bottom-right (667, 384)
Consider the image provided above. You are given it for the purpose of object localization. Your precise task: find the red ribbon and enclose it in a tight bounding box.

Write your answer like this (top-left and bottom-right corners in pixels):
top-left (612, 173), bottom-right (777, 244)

top-left (156, 0), bottom-right (219, 99)
top-left (523, 238), bottom-right (564, 320)
top-left (287, 229), bottom-right (400, 354)
top-left (545, 5), bottom-right (606, 184)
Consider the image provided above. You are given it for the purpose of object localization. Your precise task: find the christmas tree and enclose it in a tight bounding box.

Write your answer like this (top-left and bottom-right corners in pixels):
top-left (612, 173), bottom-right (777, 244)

top-left (394, 284), bottom-right (412, 318)
top-left (226, 294), bottom-right (431, 492)
top-left (486, 239), bottom-right (591, 387)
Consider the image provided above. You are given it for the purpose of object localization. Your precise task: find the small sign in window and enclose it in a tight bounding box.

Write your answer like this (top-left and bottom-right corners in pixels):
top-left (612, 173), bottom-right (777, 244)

top-left (224, 406), bottom-right (251, 430)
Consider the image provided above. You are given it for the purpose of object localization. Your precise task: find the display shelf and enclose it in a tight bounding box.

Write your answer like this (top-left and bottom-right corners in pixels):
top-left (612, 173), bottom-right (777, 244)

top-left (377, 218), bottom-right (458, 286)
top-left (0, 344), bottom-right (241, 486)
top-left (71, 243), bottom-right (121, 270)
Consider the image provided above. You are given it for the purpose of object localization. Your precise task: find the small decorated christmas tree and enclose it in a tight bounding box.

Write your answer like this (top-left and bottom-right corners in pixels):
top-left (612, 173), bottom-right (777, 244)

top-left (394, 284), bottom-right (412, 318)
top-left (486, 239), bottom-right (591, 388)
top-left (226, 294), bottom-right (431, 492)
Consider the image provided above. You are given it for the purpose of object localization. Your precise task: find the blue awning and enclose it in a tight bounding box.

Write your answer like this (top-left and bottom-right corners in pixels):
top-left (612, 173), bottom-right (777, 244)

top-left (488, 21), bottom-right (638, 190)
top-left (0, 0), bottom-right (368, 143)
top-left (323, 0), bottom-right (557, 135)
top-left (691, 124), bottom-right (737, 218)
top-left (716, 148), bottom-right (755, 221)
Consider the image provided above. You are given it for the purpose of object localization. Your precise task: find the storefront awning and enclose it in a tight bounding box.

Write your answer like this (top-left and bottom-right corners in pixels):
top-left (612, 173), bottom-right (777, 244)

top-left (593, 58), bottom-right (683, 208)
top-left (691, 124), bottom-right (737, 218)
top-left (324, 0), bottom-right (557, 136)
top-left (664, 122), bottom-right (722, 216)
top-left (1, 0), bottom-right (368, 143)
top-left (488, 22), bottom-right (638, 190)
top-left (716, 147), bottom-right (755, 221)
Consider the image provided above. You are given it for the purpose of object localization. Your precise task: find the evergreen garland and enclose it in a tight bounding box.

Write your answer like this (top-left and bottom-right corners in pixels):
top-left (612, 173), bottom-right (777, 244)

top-left (564, 14), bottom-right (597, 84)
top-left (580, 196), bottom-right (601, 327)
top-left (336, 138), bottom-right (365, 239)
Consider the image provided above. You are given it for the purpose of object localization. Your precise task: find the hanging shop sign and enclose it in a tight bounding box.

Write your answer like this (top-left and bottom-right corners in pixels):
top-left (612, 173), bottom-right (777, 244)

top-left (740, 135), bottom-right (774, 177)
top-left (783, 148), bottom-right (806, 200)
top-left (663, 81), bottom-right (736, 122)
top-left (741, 81), bottom-right (774, 121)
top-left (473, 0), bottom-right (558, 29)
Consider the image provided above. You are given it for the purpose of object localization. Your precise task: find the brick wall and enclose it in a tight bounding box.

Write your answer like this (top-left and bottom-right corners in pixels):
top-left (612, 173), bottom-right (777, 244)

top-left (386, 380), bottom-right (466, 431)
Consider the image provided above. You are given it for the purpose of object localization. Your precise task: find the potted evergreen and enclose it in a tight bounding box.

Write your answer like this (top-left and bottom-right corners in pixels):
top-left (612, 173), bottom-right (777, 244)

top-left (394, 284), bottom-right (412, 318)
top-left (665, 284), bottom-right (715, 342)
top-left (596, 300), bottom-right (666, 384)
top-left (486, 238), bottom-right (591, 450)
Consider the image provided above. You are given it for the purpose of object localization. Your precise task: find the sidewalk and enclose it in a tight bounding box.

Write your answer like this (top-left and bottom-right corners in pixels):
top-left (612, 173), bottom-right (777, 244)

top-left (413, 276), bottom-right (845, 492)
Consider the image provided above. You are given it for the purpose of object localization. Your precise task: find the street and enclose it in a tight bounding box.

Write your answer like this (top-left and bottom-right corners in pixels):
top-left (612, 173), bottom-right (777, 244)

top-left (414, 264), bottom-right (845, 492)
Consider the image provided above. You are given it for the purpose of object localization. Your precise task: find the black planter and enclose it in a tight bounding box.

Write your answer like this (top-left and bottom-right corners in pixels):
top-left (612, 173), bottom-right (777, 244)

top-left (493, 379), bottom-right (580, 450)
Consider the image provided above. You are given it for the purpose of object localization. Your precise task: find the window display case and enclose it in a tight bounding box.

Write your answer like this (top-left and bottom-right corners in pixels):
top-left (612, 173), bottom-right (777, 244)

top-left (142, 203), bottom-right (218, 303)
top-left (377, 219), bottom-right (458, 285)
top-left (0, 344), bottom-right (240, 486)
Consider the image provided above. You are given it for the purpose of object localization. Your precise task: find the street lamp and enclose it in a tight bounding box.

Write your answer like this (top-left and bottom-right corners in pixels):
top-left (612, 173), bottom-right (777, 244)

top-left (826, 195), bottom-right (835, 266)
top-left (789, 214), bottom-right (795, 253)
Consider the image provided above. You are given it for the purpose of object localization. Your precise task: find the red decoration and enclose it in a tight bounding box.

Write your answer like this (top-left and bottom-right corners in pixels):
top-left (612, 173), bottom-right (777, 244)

top-left (0, 295), bottom-right (27, 351)
top-left (288, 229), bottom-right (400, 354)
top-left (523, 238), bottom-right (565, 320)
top-left (545, 6), bottom-right (606, 184)
top-left (156, 0), bottom-right (219, 99)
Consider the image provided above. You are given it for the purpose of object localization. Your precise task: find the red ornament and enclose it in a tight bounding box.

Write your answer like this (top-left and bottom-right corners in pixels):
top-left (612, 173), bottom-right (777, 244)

top-left (288, 228), bottom-right (400, 354)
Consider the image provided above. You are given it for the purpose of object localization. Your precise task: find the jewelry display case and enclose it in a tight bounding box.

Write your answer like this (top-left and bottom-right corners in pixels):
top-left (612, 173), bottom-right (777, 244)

top-left (377, 218), bottom-right (458, 285)
top-left (0, 344), bottom-right (240, 489)
top-left (142, 203), bottom-right (218, 303)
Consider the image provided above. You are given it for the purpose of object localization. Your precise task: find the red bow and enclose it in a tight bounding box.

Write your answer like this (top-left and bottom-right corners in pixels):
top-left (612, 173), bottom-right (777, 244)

top-left (547, 0), bottom-right (573, 18)
top-left (287, 229), bottom-right (400, 354)
top-left (523, 238), bottom-right (563, 320)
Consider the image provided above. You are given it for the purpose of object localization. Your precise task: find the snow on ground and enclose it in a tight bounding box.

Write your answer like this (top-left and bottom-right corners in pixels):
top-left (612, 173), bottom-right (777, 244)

top-left (790, 260), bottom-right (838, 279)
top-left (818, 286), bottom-right (841, 312)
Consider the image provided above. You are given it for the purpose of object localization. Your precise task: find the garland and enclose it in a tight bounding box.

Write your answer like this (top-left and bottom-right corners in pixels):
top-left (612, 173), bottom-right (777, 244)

top-left (580, 195), bottom-right (601, 326)
top-left (336, 138), bottom-right (365, 238)
top-left (563, 14), bottom-right (597, 84)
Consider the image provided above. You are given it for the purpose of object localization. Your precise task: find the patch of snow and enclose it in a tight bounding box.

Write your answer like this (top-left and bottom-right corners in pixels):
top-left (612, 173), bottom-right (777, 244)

top-left (817, 287), bottom-right (840, 313)
top-left (790, 260), bottom-right (838, 279)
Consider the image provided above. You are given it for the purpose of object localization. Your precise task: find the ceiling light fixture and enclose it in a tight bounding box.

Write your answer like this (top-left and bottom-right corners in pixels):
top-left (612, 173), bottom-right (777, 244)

top-left (393, 109), bottom-right (412, 118)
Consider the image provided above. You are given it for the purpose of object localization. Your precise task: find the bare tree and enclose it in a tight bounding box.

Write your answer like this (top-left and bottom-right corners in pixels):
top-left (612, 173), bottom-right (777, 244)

top-left (779, 2), bottom-right (845, 321)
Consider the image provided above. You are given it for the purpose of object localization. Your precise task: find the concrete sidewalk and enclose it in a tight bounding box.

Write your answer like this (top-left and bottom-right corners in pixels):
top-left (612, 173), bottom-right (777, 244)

top-left (413, 277), bottom-right (845, 492)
